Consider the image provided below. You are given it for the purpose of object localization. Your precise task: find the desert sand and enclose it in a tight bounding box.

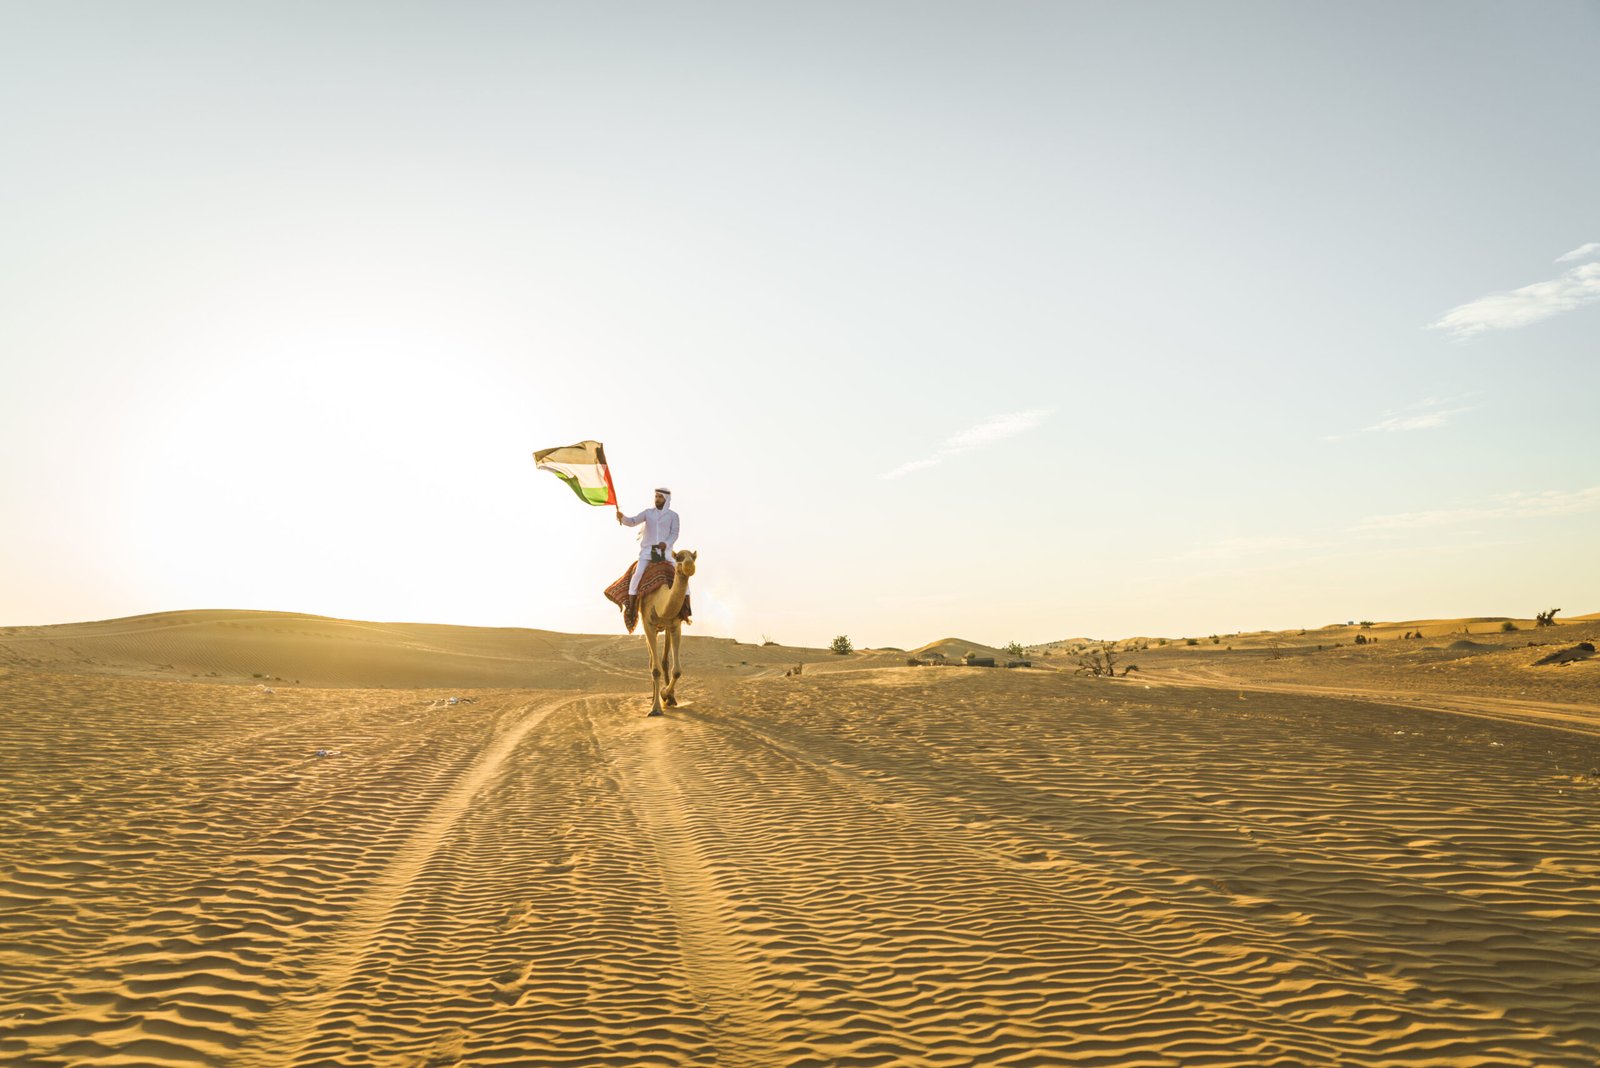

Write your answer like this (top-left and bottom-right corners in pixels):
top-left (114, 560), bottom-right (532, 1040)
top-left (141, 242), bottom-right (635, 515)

top-left (3, 610), bottom-right (1599, 1067)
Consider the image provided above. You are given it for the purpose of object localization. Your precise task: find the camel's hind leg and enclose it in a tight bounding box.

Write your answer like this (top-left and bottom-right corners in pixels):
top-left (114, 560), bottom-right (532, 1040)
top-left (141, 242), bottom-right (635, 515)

top-left (663, 623), bottom-right (683, 707)
top-left (641, 624), bottom-right (665, 716)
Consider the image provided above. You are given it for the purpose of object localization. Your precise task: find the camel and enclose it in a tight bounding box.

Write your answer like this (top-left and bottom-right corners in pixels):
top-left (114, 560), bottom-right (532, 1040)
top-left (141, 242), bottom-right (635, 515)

top-left (639, 549), bottom-right (696, 716)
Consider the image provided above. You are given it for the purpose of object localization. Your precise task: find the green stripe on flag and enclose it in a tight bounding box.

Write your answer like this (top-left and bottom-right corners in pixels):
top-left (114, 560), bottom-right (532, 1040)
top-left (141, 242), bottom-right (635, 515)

top-left (549, 471), bottom-right (614, 505)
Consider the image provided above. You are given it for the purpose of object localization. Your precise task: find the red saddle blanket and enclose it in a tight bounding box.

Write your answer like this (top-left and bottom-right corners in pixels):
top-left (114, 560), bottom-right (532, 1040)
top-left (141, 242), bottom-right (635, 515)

top-left (605, 561), bottom-right (690, 621)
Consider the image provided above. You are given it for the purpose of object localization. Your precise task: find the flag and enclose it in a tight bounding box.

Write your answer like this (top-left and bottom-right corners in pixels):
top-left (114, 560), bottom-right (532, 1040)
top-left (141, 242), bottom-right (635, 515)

top-left (533, 440), bottom-right (617, 506)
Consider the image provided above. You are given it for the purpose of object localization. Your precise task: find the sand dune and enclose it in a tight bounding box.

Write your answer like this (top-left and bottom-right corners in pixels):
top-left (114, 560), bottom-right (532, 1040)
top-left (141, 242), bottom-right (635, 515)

top-left (0, 611), bottom-right (844, 689)
top-left (907, 637), bottom-right (1010, 661)
top-left (3, 613), bottom-right (1599, 1066)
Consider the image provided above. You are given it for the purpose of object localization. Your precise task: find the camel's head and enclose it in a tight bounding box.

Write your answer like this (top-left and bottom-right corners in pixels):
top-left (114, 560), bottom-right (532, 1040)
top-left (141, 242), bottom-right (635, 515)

top-left (673, 549), bottom-right (698, 577)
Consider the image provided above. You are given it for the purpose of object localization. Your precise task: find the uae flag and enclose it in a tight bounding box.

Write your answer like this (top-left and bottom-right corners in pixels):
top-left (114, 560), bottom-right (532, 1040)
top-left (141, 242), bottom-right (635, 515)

top-left (533, 440), bottom-right (618, 506)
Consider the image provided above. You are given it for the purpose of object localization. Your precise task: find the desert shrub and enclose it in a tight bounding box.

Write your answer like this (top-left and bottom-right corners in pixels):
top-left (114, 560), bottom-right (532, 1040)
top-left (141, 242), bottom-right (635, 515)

top-left (906, 657), bottom-right (920, 667)
top-left (831, 635), bottom-right (853, 655)
top-left (1535, 608), bottom-right (1560, 627)
top-left (1210, 635), bottom-right (1220, 644)
top-left (1186, 638), bottom-right (1199, 646)
top-left (1004, 641), bottom-right (1025, 658)
top-left (1359, 621), bottom-right (1374, 628)
top-left (1075, 643), bottom-right (1120, 677)
top-left (1501, 621), bottom-right (1517, 632)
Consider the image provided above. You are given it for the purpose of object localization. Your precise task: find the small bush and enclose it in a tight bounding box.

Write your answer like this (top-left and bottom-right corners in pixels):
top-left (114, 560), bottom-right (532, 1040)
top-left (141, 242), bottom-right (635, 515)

top-left (1359, 621), bottom-right (1374, 628)
top-left (1186, 638), bottom-right (1199, 646)
top-left (1501, 621), bottom-right (1517, 632)
top-left (831, 635), bottom-right (853, 655)
top-left (906, 657), bottom-right (920, 667)
top-left (1075, 643), bottom-right (1120, 677)
top-left (1004, 641), bottom-right (1025, 658)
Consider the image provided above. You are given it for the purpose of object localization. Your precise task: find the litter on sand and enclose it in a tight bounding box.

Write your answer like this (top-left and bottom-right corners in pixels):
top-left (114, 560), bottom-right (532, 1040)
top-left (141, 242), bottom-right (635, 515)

top-left (314, 749), bottom-right (343, 758)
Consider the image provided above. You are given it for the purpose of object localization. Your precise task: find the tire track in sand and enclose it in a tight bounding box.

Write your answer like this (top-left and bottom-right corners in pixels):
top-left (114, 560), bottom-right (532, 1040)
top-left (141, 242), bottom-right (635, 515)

top-left (601, 701), bottom-right (776, 1068)
top-left (234, 695), bottom-right (581, 1067)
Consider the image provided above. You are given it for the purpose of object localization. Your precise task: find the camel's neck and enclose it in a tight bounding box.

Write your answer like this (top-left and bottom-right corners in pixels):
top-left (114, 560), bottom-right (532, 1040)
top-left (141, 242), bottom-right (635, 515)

top-left (661, 567), bottom-right (689, 616)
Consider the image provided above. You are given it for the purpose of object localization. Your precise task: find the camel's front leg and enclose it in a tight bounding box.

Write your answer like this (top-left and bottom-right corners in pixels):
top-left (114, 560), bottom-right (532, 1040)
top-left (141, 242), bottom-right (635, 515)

top-left (641, 624), bottom-right (664, 716)
top-left (663, 623), bottom-right (683, 707)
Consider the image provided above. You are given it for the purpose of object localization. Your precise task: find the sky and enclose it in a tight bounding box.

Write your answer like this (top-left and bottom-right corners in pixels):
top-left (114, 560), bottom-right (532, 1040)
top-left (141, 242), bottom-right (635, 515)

top-left (2, 1), bottom-right (1597, 649)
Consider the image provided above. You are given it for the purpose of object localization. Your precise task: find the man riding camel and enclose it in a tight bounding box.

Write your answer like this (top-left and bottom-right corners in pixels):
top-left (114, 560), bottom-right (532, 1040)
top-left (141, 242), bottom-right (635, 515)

top-left (616, 487), bottom-right (680, 619)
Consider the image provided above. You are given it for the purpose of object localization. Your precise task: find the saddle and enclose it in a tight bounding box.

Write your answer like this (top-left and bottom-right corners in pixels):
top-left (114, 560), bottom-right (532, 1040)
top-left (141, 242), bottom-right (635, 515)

top-left (604, 560), bottom-right (691, 634)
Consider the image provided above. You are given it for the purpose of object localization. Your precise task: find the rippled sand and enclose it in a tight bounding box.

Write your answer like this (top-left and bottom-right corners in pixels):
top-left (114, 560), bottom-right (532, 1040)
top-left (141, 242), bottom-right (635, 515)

top-left (3, 614), bottom-right (1599, 1066)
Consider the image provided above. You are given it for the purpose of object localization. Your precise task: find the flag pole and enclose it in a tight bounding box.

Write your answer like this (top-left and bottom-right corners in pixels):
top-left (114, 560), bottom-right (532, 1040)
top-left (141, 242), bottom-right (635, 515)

top-left (598, 443), bottom-right (620, 513)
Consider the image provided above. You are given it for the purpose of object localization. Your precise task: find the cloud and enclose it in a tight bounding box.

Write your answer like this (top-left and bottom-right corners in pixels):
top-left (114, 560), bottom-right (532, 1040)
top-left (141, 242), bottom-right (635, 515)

top-left (944, 411), bottom-right (1050, 450)
top-left (1178, 484), bottom-right (1598, 570)
top-left (1362, 408), bottom-right (1471, 433)
top-left (1353, 485), bottom-right (1600, 532)
top-left (1431, 260), bottom-right (1600, 339)
top-left (1323, 396), bottom-right (1475, 441)
top-left (880, 409), bottom-right (1051, 480)
top-left (1556, 242), bottom-right (1600, 263)
top-left (879, 456), bottom-right (944, 481)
